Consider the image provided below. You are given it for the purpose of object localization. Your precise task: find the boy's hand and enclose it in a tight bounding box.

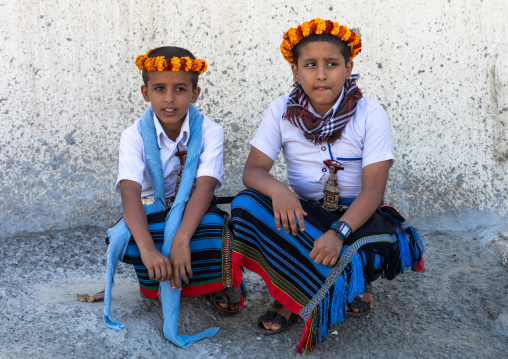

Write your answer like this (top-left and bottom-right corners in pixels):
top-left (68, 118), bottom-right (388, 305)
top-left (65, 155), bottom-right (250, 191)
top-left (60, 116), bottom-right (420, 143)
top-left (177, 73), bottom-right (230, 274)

top-left (140, 247), bottom-right (172, 282)
top-left (271, 185), bottom-right (307, 235)
top-left (168, 240), bottom-right (193, 290)
top-left (310, 229), bottom-right (344, 267)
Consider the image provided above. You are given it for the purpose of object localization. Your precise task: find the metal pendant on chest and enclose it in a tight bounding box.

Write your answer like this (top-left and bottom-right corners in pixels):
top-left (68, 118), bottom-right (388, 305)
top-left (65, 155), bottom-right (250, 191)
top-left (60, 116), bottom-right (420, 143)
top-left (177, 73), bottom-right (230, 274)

top-left (322, 159), bottom-right (344, 211)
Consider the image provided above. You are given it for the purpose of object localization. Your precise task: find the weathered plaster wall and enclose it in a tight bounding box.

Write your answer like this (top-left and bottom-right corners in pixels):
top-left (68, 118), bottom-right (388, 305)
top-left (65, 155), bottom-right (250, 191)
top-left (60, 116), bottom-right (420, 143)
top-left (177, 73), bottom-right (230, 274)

top-left (0, 0), bottom-right (507, 235)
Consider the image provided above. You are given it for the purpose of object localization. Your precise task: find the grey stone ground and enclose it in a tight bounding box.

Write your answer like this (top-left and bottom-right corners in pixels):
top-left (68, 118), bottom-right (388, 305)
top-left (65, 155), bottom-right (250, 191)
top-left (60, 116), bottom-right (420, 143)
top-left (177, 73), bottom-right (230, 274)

top-left (1, 226), bottom-right (507, 359)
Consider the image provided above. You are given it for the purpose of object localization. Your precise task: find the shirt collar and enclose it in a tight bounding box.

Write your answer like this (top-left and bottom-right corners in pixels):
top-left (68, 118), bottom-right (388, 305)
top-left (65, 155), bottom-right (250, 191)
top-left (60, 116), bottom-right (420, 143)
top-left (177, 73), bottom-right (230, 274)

top-left (152, 110), bottom-right (190, 147)
top-left (307, 87), bottom-right (345, 118)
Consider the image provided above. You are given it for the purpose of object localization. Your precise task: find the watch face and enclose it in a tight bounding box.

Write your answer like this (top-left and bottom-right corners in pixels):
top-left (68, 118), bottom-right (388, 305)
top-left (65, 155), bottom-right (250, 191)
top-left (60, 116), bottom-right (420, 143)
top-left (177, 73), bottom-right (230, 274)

top-left (334, 221), bottom-right (351, 239)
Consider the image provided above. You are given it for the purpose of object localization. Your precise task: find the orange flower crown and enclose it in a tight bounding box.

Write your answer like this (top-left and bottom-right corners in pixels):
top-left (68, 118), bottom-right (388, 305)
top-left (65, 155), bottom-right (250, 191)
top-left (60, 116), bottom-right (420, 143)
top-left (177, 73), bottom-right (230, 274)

top-left (280, 18), bottom-right (362, 63)
top-left (135, 50), bottom-right (207, 74)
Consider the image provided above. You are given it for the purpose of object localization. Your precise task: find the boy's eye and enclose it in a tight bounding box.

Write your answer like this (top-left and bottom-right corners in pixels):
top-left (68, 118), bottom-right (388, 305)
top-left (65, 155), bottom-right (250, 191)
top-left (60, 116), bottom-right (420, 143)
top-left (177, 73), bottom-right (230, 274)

top-left (304, 63), bottom-right (315, 68)
top-left (155, 86), bottom-right (164, 91)
top-left (175, 87), bottom-right (186, 92)
top-left (327, 62), bottom-right (338, 66)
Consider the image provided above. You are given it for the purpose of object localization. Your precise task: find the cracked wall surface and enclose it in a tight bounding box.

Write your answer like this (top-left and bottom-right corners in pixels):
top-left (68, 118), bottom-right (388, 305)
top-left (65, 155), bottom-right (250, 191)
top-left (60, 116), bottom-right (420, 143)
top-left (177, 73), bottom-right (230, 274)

top-left (0, 0), bottom-right (507, 235)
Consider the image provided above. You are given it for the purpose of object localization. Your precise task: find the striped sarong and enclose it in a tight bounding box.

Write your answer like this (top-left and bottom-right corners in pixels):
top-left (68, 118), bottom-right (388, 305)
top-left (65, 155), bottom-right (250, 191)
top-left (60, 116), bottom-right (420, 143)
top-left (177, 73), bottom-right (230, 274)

top-left (231, 189), bottom-right (423, 353)
top-left (107, 205), bottom-right (244, 299)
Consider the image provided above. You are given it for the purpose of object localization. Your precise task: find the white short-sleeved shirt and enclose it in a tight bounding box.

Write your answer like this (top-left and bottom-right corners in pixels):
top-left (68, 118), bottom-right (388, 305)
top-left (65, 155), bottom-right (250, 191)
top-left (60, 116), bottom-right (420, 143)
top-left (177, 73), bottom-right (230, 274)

top-left (250, 91), bottom-right (394, 201)
top-left (116, 110), bottom-right (223, 198)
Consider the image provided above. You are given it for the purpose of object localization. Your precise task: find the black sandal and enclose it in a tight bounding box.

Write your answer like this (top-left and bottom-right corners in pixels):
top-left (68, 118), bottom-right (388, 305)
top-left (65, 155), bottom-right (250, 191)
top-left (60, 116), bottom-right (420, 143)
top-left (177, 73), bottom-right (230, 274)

top-left (209, 287), bottom-right (240, 316)
top-left (256, 300), bottom-right (298, 335)
top-left (347, 298), bottom-right (371, 317)
top-left (347, 285), bottom-right (372, 318)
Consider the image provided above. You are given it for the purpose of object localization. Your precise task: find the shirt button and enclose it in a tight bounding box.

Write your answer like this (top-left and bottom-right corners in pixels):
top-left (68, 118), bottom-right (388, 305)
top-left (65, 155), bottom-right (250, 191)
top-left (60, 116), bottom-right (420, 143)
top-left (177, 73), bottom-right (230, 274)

top-left (321, 146), bottom-right (326, 151)
top-left (322, 168), bottom-right (327, 172)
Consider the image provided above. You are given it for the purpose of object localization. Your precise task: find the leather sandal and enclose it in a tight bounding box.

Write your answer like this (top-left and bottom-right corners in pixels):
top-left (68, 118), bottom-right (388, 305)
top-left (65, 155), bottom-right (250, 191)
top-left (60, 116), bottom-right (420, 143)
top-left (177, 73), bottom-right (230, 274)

top-left (209, 287), bottom-right (240, 316)
top-left (347, 284), bottom-right (372, 318)
top-left (256, 300), bottom-right (298, 335)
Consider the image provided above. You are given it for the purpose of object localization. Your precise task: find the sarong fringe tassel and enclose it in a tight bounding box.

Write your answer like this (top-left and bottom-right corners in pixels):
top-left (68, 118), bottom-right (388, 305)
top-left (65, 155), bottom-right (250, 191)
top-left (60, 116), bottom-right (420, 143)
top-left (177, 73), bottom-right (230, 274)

top-left (298, 255), bottom-right (363, 353)
top-left (232, 263), bottom-right (247, 307)
top-left (297, 226), bottom-right (424, 353)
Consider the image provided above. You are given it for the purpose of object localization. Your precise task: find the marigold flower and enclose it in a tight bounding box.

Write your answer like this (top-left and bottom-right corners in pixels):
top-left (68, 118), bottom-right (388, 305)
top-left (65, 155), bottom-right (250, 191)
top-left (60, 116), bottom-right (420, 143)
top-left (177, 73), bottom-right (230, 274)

top-left (154, 57), bottom-right (166, 71)
top-left (135, 54), bottom-right (147, 70)
top-left (330, 22), bottom-right (340, 36)
top-left (309, 19), bottom-right (316, 33)
top-left (301, 22), bottom-right (311, 37)
top-left (145, 57), bottom-right (156, 71)
top-left (297, 26), bottom-right (303, 39)
top-left (349, 33), bottom-right (360, 46)
top-left (197, 60), bottom-right (207, 74)
top-left (324, 20), bottom-right (333, 34)
top-left (314, 18), bottom-right (326, 34)
top-left (170, 57), bottom-right (181, 72)
top-left (191, 59), bottom-right (200, 72)
top-left (342, 26), bottom-right (351, 41)
top-left (288, 28), bottom-right (299, 46)
top-left (180, 58), bottom-right (187, 71)
top-left (182, 57), bottom-right (193, 71)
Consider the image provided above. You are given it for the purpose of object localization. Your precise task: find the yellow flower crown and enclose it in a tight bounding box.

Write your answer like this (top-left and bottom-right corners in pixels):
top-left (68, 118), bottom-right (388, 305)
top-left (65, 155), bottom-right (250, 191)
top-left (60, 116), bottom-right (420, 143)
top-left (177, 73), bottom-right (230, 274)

top-left (135, 50), bottom-right (208, 74)
top-left (280, 18), bottom-right (362, 63)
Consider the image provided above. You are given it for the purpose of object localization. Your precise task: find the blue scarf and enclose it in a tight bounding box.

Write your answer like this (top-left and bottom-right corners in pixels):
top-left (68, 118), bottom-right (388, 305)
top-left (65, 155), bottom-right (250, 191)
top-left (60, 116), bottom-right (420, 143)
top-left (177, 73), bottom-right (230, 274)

top-left (104, 104), bottom-right (219, 347)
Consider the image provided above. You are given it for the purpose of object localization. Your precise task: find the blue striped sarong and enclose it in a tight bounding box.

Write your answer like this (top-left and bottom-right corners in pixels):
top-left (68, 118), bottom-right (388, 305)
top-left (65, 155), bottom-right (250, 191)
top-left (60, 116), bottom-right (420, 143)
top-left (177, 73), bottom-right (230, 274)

top-left (231, 189), bottom-right (423, 353)
top-left (107, 205), bottom-right (244, 299)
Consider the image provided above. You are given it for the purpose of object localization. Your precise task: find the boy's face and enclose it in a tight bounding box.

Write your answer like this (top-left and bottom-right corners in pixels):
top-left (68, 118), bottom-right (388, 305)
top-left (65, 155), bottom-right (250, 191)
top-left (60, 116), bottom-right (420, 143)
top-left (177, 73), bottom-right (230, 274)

top-left (291, 41), bottom-right (353, 117)
top-left (141, 71), bottom-right (200, 135)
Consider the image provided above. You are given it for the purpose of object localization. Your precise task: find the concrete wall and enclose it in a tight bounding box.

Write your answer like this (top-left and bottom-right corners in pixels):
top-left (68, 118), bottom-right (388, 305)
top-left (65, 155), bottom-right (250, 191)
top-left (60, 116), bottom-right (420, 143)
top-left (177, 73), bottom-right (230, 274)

top-left (0, 0), bottom-right (507, 235)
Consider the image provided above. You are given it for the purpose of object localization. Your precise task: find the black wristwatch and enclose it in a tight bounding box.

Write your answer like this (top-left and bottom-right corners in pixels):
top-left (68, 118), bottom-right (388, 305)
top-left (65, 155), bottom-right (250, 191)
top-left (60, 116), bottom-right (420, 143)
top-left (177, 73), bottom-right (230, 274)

top-left (331, 221), bottom-right (352, 241)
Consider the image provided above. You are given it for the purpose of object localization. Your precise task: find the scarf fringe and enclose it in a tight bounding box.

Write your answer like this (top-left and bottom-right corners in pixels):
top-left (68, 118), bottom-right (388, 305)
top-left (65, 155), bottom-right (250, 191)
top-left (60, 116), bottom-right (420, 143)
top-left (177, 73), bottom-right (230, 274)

top-left (103, 219), bottom-right (131, 330)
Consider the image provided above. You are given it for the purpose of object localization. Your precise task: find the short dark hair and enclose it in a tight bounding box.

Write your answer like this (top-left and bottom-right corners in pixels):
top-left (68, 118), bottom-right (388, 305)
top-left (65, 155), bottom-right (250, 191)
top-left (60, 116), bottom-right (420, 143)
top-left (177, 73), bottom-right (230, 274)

top-left (142, 46), bottom-right (199, 89)
top-left (293, 33), bottom-right (351, 67)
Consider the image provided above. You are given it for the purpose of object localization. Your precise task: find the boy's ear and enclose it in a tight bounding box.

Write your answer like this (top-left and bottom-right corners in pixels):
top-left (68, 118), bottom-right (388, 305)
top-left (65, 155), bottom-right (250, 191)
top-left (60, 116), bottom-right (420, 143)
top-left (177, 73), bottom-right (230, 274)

top-left (345, 61), bottom-right (354, 79)
top-left (141, 85), bottom-right (150, 102)
top-left (191, 87), bottom-right (201, 104)
top-left (291, 63), bottom-right (300, 83)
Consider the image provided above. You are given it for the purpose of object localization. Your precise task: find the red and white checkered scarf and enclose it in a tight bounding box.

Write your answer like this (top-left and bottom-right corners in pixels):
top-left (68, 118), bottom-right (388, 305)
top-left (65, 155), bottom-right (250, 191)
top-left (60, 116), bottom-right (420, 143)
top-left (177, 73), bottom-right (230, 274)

top-left (284, 74), bottom-right (362, 145)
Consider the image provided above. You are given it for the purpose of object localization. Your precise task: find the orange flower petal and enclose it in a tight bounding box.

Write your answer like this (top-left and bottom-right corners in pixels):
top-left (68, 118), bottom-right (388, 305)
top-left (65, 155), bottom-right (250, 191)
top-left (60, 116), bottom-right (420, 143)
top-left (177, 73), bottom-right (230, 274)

top-left (171, 57), bottom-right (181, 72)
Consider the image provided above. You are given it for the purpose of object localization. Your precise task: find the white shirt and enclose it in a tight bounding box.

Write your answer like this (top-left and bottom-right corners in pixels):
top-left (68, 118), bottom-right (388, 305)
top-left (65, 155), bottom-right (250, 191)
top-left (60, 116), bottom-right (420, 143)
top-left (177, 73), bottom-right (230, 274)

top-left (250, 92), bottom-right (394, 201)
top-left (116, 110), bottom-right (223, 198)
